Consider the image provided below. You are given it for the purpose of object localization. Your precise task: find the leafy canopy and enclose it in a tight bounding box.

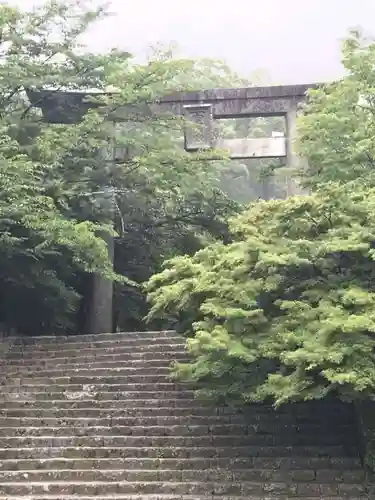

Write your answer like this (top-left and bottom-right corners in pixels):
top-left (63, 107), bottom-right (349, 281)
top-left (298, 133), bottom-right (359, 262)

top-left (147, 30), bottom-right (375, 405)
top-left (0, 0), bottom-right (245, 334)
top-left (298, 29), bottom-right (375, 188)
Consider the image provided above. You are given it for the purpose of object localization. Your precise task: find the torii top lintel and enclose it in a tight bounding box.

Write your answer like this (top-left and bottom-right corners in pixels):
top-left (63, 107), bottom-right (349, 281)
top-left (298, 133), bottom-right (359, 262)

top-left (26, 83), bottom-right (322, 124)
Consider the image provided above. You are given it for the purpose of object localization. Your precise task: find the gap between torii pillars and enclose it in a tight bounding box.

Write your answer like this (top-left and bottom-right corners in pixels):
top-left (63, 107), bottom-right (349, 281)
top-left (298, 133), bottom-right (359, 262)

top-left (85, 87), bottom-right (308, 333)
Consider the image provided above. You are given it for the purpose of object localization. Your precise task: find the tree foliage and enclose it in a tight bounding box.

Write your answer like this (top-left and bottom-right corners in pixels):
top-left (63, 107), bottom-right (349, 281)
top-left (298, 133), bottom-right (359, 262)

top-left (298, 29), bottom-right (375, 188)
top-left (147, 30), bottom-right (375, 405)
top-left (0, 0), bottom-right (245, 335)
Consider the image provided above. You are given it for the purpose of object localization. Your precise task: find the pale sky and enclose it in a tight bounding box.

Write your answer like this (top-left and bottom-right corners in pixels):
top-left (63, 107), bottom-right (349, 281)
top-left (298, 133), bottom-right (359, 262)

top-left (11, 0), bottom-right (375, 84)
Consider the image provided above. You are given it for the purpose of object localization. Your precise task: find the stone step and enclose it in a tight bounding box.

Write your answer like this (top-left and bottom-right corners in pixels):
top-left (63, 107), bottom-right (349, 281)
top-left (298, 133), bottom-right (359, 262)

top-left (0, 479), bottom-right (366, 497)
top-left (0, 399), bottom-right (356, 419)
top-left (0, 467), bottom-right (366, 483)
top-left (3, 367), bottom-right (173, 379)
top-left (0, 401), bottom-right (358, 428)
top-left (0, 399), bottom-right (211, 409)
top-left (2, 375), bottom-right (178, 385)
top-left (10, 336), bottom-right (185, 351)
top-left (0, 406), bottom-right (359, 424)
top-left (0, 496), bottom-right (280, 500)
top-left (0, 414), bottom-right (357, 431)
top-left (0, 456), bottom-right (363, 471)
top-left (0, 398), bottom-right (355, 417)
top-left (0, 416), bottom-right (357, 436)
top-left (12, 331), bottom-right (179, 344)
top-left (0, 417), bottom-right (253, 429)
top-left (0, 399), bottom-right (355, 414)
top-left (5, 400), bottom-right (353, 421)
top-left (0, 407), bottom-right (219, 417)
top-left (0, 444), bottom-right (360, 460)
top-left (2, 352), bottom-right (189, 367)
top-left (0, 402), bottom-right (356, 420)
top-left (4, 382), bottom-right (193, 396)
top-left (2, 388), bottom-right (360, 413)
top-left (0, 423), bottom-right (355, 441)
top-left (0, 385), bottom-right (194, 398)
top-left (0, 414), bottom-right (249, 426)
top-left (0, 427), bottom-right (356, 446)
top-left (0, 331), bottom-right (366, 500)
top-left (0, 391), bottom-right (196, 401)
top-left (0, 422), bottom-right (356, 439)
top-left (1, 359), bottom-right (180, 371)
top-left (0, 386), bottom-right (350, 414)
top-left (2, 349), bottom-right (191, 367)
top-left (0, 497), bottom-right (367, 500)
top-left (0, 408), bottom-right (284, 421)
top-left (6, 344), bottom-right (187, 360)
top-left (0, 372), bottom-right (179, 388)
top-left (0, 436), bottom-right (282, 451)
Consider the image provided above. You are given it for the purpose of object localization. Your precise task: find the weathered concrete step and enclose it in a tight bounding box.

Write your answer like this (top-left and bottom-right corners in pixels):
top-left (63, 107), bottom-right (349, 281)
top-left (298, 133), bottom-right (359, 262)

top-left (0, 422), bottom-right (356, 440)
top-left (0, 408), bottom-right (356, 428)
top-left (0, 434), bottom-right (266, 447)
top-left (0, 399), bottom-right (210, 410)
top-left (0, 456), bottom-right (363, 471)
top-left (0, 406), bottom-right (358, 426)
top-left (0, 383), bottom-right (355, 412)
top-left (0, 351), bottom-right (189, 373)
top-left (0, 407), bottom-right (220, 417)
top-left (10, 336), bottom-right (185, 351)
top-left (0, 480), bottom-right (366, 496)
top-left (0, 496), bottom-right (309, 500)
top-left (0, 373), bottom-right (181, 388)
top-left (2, 359), bottom-right (179, 371)
top-left (6, 344), bottom-right (187, 360)
top-left (0, 389), bottom-right (351, 416)
top-left (0, 417), bottom-right (252, 429)
top-left (0, 457), bottom-right (363, 474)
top-left (0, 391), bottom-right (195, 401)
top-left (0, 467), bottom-right (365, 483)
top-left (0, 415), bottom-right (358, 433)
top-left (2, 359), bottom-right (187, 372)
top-left (0, 496), bottom-right (285, 500)
top-left (0, 399), bottom-right (356, 419)
top-left (0, 403), bottom-right (358, 429)
top-left (2, 421), bottom-right (349, 438)
top-left (0, 426), bottom-right (357, 445)
top-left (0, 409), bottom-right (356, 430)
top-left (0, 429), bottom-right (356, 447)
top-left (0, 496), bottom-right (286, 500)
top-left (2, 375), bottom-right (177, 386)
top-left (0, 445), bottom-right (360, 460)
top-left (0, 415), bottom-right (252, 428)
top-left (0, 496), bottom-right (368, 500)
top-left (5, 345), bottom-right (188, 359)
top-left (3, 367), bottom-right (172, 379)
top-left (13, 330), bottom-right (179, 344)
top-left (0, 409), bottom-right (352, 428)
top-left (0, 413), bottom-right (247, 425)
top-left (2, 383), bottom-right (192, 393)
top-left (3, 398), bottom-right (351, 414)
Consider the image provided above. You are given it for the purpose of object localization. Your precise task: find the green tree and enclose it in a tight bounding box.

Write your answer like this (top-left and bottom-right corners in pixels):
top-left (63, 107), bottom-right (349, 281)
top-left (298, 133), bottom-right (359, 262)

top-left (0, 0), bottom-right (244, 334)
top-left (0, 1), bottom-right (116, 335)
top-left (146, 30), bottom-right (375, 406)
top-left (298, 29), bottom-right (375, 188)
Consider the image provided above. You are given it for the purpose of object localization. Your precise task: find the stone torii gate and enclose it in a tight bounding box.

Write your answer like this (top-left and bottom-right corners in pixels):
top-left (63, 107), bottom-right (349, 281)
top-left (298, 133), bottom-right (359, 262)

top-left (27, 83), bottom-right (316, 334)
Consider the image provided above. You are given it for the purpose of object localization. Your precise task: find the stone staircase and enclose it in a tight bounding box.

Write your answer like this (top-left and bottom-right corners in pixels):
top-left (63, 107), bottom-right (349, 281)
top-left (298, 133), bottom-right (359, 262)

top-left (0, 330), bottom-right (369, 499)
